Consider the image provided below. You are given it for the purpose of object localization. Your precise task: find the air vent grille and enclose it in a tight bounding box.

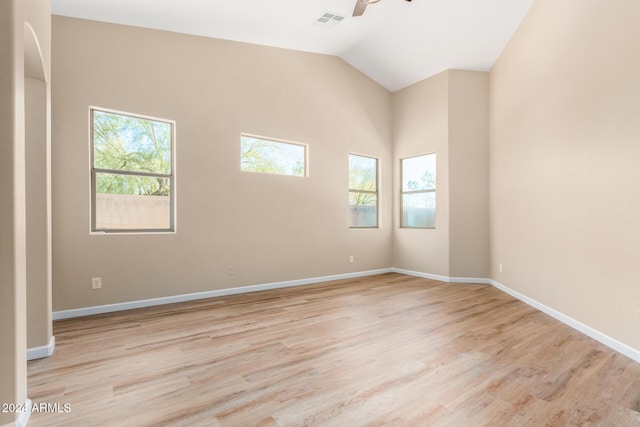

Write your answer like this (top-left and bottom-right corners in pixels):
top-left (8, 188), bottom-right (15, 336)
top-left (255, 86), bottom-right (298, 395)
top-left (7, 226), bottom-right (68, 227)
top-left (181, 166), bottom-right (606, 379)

top-left (313, 11), bottom-right (346, 28)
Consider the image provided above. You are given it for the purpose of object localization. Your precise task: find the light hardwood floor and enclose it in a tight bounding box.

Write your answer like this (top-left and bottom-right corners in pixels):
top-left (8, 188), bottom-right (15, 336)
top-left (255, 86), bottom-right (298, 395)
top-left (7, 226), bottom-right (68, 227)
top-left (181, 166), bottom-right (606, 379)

top-left (28, 273), bottom-right (640, 426)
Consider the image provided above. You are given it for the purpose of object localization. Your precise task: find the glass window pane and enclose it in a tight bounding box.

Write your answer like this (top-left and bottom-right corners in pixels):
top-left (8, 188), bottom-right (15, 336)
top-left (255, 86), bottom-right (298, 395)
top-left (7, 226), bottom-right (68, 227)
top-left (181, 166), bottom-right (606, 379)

top-left (402, 154), bottom-right (436, 191)
top-left (402, 192), bottom-right (435, 228)
top-left (241, 135), bottom-right (306, 177)
top-left (95, 172), bottom-right (170, 230)
top-left (349, 154), bottom-right (377, 191)
top-left (349, 192), bottom-right (377, 227)
top-left (93, 110), bottom-right (172, 174)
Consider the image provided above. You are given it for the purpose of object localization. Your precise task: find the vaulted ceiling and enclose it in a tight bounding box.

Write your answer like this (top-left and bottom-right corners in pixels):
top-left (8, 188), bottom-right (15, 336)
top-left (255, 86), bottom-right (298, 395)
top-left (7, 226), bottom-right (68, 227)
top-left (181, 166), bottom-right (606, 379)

top-left (52, 0), bottom-right (535, 92)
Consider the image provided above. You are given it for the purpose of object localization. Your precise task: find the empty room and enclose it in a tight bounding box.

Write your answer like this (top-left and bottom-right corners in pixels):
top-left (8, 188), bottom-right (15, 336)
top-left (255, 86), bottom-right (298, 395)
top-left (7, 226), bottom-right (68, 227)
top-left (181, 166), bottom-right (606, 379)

top-left (2, 0), bottom-right (640, 425)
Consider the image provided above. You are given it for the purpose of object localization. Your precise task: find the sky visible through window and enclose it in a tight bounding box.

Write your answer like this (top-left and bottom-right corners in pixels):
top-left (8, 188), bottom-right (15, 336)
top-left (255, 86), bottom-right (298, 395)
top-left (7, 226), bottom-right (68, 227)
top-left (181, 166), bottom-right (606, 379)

top-left (402, 154), bottom-right (436, 192)
top-left (91, 108), bottom-right (174, 231)
top-left (402, 153), bottom-right (436, 228)
top-left (349, 154), bottom-right (378, 228)
top-left (93, 110), bottom-right (171, 177)
top-left (240, 135), bottom-right (306, 177)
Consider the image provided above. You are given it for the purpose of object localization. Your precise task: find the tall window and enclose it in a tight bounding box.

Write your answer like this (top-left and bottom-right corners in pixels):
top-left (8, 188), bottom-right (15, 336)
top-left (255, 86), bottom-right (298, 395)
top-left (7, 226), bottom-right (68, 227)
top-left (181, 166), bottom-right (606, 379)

top-left (349, 154), bottom-right (378, 228)
top-left (240, 134), bottom-right (307, 177)
top-left (91, 108), bottom-right (174, 232)
top-left (401, 153), bottom-right (436, 228)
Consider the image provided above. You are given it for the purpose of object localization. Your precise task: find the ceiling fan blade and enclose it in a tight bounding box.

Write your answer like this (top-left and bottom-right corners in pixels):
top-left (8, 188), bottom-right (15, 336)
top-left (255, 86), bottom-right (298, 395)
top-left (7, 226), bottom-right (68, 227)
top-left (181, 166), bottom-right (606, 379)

top-left (352, 0), bottom-right (367, 17)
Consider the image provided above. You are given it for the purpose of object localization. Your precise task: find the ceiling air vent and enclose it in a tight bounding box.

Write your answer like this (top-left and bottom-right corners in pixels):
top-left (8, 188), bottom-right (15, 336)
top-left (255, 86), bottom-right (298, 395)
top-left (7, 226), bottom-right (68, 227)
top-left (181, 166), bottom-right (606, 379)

top-left (313, 12), bottom-right (346, 29)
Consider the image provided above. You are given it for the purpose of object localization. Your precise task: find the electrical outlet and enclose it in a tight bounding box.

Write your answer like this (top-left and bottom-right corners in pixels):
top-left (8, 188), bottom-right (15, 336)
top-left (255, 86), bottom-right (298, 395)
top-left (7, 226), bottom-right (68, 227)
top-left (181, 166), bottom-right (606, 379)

top-left (227, 266), bottom-right (235, 275)
top-left (91, 277), bottom-right (102, 289)
top-left (349, 255), bottom-right (354, 264)
top-left (499, 263), bottom-right (503, 273)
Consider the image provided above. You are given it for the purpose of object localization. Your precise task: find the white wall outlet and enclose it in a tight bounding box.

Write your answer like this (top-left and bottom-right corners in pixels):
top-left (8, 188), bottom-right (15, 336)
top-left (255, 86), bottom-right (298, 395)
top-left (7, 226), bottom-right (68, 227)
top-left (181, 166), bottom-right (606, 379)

top-left (349, 255), bottom-right (354, 264)
top-left (227, 266), bottom-right (235, 275)
top-left (91, 277), bottom-right (102, 289)
top-left (499, 264), bottom-right (503, 273)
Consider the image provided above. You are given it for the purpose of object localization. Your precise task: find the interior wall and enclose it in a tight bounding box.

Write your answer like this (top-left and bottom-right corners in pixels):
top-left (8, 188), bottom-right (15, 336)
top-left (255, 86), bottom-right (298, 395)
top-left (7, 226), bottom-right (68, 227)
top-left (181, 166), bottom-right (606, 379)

top-left (391, 71), bottom-right (450, 276)
top-left (391, 70), bottom-right (489, 279)
top-left (490, 0), bottom-right (640, 350)
top-left (448, 70), bottom-right (489, 278)
top-left (0, 1), bottom-right (27, 424)
top-left (24, 0), bottom-right (52, 356)
top-left (23, 0), bottom-right (50, 72)
top-left (1, 0), bottom-right (50, 423)
top-left (26, 75), bottom-right (51, 349)
top-left (51, 16), bottom-right (393, 311)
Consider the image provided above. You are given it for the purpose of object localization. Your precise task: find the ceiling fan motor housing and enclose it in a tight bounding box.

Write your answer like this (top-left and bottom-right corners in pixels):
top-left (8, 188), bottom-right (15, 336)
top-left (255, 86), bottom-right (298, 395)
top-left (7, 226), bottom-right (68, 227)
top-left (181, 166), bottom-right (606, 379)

top-left (354, 0), bottom-right (411, 17)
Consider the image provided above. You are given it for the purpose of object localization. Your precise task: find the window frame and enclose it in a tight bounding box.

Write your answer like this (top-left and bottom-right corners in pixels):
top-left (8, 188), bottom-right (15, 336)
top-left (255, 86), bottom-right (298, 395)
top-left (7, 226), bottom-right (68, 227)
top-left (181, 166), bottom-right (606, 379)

top-left (400, 153), bottom-right (436, 229)
top-left (90, 107), bottom-right (176, 234)
top-left (240, 133), bottom-right (309, 178)
top-left (348, 153), bottom-right (379, 229)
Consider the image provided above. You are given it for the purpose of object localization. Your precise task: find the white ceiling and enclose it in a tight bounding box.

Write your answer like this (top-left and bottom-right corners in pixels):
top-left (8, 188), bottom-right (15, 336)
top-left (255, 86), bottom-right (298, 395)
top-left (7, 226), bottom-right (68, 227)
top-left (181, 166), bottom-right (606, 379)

top-left (51, 0), bottom-right (535, 92)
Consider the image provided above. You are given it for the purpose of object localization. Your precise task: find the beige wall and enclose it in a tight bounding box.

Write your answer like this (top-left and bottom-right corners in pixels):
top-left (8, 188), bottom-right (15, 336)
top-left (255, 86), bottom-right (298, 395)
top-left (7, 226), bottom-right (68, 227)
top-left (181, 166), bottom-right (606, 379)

top-left (0, 2), bottom-right (27, 424)
top-left (490, 0), bottom-right (640, 349)
top-left (26, 76), bottom-right (52, 349)
top-left (1, 0), bottom-right (51, 423)
top-left (391, 71), bottom-right (450, 275)
top-left (25, 0), bottom-right (53, 356)
top-left (391, 70), bottom-right (489, 279)
top-left (449, 71), bottom-right (490, 278)
top-left (51, 16), bottom-right (393, 310)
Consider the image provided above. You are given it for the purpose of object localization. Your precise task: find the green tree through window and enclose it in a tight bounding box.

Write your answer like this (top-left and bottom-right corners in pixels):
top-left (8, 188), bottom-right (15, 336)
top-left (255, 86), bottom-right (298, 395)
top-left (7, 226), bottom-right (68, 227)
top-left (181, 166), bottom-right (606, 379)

top-left (240, 135), bottom-right (306, 177)
top-left (349, 154), bottom-right (378, 228)
top-left (93, 110), bottom-right (171, 196)
top-left (401, 153), bottom-right (436, 228)
top-left (91, 108), bottom-right (174, 232)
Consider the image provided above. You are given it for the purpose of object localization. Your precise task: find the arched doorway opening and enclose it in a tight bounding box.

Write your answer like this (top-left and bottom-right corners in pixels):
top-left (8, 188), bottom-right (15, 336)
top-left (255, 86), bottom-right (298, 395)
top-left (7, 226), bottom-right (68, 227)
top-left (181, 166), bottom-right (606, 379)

top-left (24, 22), bottom-right (53, 359)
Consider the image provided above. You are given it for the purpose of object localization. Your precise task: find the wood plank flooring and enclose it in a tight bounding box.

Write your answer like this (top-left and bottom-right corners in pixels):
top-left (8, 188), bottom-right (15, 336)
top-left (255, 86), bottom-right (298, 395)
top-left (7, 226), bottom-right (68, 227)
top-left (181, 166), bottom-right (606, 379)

top-left (27, 273), bottom-right (640, 426)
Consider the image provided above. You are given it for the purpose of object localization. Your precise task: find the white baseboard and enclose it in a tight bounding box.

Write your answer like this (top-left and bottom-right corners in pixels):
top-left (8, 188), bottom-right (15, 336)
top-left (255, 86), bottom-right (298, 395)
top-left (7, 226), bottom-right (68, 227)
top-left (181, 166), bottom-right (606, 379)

top-left (50, 267), bottom-right (640, 364)
top-left (449, 276), bottom-right (492, 284)
top-left (15, 399), bottom-right (31, 427)
top-left (490, 279), bottom-right (640, 364)
top-left (27, 336), bottom-right (55, 361)
top-left (53, 268), bottom-right (393, 320)
top-left (393, 268), bottom-right (640, 363)
top-left (391, 268), bottom-right (491, 284)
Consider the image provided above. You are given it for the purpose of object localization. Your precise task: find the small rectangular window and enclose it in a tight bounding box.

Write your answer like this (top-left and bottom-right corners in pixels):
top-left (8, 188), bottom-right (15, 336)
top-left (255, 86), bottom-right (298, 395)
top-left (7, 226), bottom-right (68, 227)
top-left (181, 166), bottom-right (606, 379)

top-left (349, 154), bottom-right (378, 228)
top-left (91, 108), bottom-right (175, 233)
top-left (401, 153), bottom-right (436, 228)
top-left (240, 134), bottom-right (307, 177)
